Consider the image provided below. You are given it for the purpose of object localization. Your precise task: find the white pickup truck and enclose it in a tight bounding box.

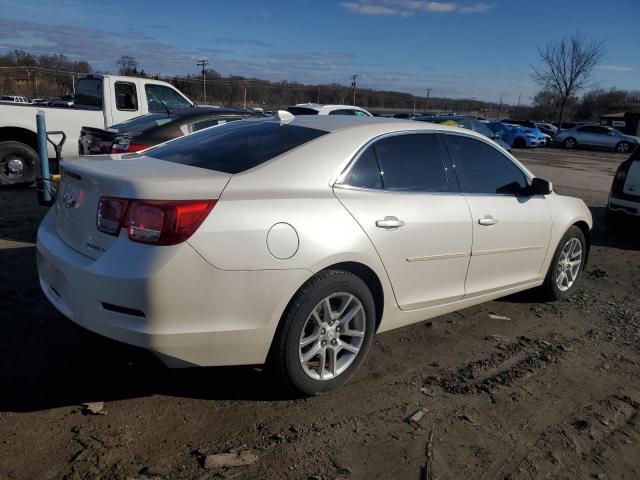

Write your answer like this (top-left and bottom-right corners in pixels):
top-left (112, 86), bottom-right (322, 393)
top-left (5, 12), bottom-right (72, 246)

top-left (0, 74), bottom-right (193, 185)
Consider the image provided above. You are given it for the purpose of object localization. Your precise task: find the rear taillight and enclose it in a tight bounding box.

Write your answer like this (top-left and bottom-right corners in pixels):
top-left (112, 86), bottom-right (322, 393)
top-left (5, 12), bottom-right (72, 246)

top-left (611, 160), bottom-right (632, 195)
top-left (97, 197), bottom-right (128, 235)
top-left (96, 197), bottom-right (216, 245)
top-left (111, 143), bottom-right (150, 154)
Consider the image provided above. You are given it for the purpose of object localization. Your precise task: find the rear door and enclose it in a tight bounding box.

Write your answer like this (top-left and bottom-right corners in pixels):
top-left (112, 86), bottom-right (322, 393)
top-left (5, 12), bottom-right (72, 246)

top-left (334, 132), bottom-right (472, 310)
top-left (441, 133), bottom-right (552, 297)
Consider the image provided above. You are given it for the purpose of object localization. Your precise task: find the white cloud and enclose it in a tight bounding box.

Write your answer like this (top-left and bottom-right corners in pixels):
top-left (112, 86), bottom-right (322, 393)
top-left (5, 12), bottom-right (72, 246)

top-left (459, 2), bottom-right (495, 13)
top-left (340, 2), bottom-right (400, 15)
top-left (598, 65), bottom-right (635, 73)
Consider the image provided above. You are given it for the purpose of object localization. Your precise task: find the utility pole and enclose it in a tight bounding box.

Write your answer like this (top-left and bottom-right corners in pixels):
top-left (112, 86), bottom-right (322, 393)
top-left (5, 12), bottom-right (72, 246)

top-left (497, 96), bottom-right (503, 120)
top-left (243, 87), bottom-right (247, 110)
top-left (515, 92), bottom-right (521, 118)
top-left (349, 74), bottom-right (359, 105)
top-left (282, 81), bottom-right (287, 106)
top-left (196, 59), bottom-right (209, 104)
top-left (425, 88), bottom-right (431, 113)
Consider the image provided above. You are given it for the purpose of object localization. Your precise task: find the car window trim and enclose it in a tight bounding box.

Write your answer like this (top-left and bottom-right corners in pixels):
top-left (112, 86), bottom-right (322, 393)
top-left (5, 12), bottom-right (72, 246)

top-left (438, 131), bottom-right (534, 198)
top-left (334, 130), bottom-right (459, 195)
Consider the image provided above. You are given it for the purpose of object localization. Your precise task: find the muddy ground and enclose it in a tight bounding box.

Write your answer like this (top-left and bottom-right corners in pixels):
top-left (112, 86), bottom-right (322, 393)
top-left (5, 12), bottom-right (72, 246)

top-left (1, 147), bottom-right (639, 480)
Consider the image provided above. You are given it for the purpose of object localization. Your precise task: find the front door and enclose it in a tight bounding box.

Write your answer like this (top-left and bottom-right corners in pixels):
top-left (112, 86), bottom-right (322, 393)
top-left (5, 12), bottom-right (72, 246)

top-left (334, 132), bottom-right (472, 310)
top-left (441, 133), bottom-right (552, 297)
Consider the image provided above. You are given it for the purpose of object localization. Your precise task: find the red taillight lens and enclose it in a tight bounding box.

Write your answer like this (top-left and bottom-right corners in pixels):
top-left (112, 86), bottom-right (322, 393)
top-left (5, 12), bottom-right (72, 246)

top-left (97, 197), bottom-right (129, 235)
top-left (96, 197), bottom-right (216, 245)
top-left (611, 160), bottom-right (632, 195)
top-left (111, 143), bottom-right (150, 154)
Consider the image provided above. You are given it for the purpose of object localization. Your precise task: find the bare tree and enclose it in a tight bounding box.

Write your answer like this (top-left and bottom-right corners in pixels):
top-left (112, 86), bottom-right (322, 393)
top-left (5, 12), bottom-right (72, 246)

top-left (532, 32), bottom-right (605, 129)
top-left (117, 55), bottom-right (139, 76)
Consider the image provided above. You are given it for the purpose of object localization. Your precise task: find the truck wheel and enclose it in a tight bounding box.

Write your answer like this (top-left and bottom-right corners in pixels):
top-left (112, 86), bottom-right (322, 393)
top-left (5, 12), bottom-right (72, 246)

top-left (0, 141), bottom-right (40, 186)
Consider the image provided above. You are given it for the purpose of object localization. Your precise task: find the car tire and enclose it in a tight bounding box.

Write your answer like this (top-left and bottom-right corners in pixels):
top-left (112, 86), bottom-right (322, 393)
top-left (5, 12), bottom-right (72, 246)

top-left (513, 137), bottom-right (526, 148)
top-left (540, 225), bottom-right (586, 301)
top-left (271, 270), bottom-right (376, 396)
top-left (0, 141), bottom-right (40, 186)
top-left (563, 137), bottom-right (577, 150)
top-left (615, 141), bottom-right (631, 154)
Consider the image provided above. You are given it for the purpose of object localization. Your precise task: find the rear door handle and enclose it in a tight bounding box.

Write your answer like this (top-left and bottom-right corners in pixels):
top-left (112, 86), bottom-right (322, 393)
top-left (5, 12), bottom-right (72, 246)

top-left (478, 216), bottom-right (498, 226)
top-left (376, 216), bottom-right (405, 229)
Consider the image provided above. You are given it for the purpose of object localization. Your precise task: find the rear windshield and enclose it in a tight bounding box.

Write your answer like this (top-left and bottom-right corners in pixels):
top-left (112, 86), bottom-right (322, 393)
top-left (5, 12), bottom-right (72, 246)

top-left (287, 107), bottom-right (319, 115)
top-left (145, 121), bottom-right (328, 174)
top-left (74, 78), bottom-right (103, 108)
top-left (111, 114), bottom-right (177, 132)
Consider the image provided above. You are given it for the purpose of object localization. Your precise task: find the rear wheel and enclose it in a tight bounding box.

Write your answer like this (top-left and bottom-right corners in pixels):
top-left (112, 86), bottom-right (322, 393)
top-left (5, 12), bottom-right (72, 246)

top-left (615, 141), bottom-right (631, 154)
top-left (541, 226), bottom-right (586, 301)
top-left (563, 137), bottom-right (577, 150)
top-left (0, 141), bottom-right (40, 186)
top-left (272, 270), bottom-right (375, 395)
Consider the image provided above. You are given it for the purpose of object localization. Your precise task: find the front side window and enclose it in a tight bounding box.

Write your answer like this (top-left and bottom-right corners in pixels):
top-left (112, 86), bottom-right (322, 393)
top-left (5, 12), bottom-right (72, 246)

top-left (145, 84), bottom-right (191, 112)
top-left (373, 133), bottom-right (450, 192)
top-left (145, 121), bottom-right (327, 174)
top-left (115, 82), bottom-right (138, 111)
top-left (443, 135), bottom-right (527, 194)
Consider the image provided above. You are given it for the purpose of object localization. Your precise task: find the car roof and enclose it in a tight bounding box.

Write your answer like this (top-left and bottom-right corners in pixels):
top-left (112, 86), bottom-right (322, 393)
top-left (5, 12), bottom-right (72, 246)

top-left (292, 103), bottom-right (367, 112)
top-left (168, 107), bottom-right (258, 119)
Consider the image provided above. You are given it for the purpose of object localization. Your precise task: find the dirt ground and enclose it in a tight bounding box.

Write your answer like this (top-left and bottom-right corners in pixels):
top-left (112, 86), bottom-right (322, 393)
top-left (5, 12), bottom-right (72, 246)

top-left (1, 147), bottom-right (639, 480)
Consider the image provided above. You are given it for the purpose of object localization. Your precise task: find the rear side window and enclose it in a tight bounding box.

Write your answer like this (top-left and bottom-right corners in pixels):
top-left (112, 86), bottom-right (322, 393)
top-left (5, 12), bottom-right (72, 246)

top-left (190, 118), bottom-right (236, 132)
top-left (115, 82), bottom-right (138, 111)
top-left (145, 121), bottom-right (327, 174)
top-left (373, 134), bottom-right (450, 192)
top-left (344, 147), bottom-right (383, 189)
top-left (444, 135), bottom-right (527, 194)
top-left (74, 78), bottom-right (103, 108)
top-left (329, 109), bottom-right (357, 116)
top-left (287, 107), bottom-right (319, 115)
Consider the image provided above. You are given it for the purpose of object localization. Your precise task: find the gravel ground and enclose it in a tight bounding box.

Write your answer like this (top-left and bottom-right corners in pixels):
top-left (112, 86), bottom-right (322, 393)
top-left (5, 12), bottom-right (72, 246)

top-left (1, 147), bottom-right (639, 480)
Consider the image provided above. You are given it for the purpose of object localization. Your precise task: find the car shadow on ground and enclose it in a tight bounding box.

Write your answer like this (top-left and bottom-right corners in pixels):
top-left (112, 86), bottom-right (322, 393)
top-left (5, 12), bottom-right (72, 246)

top-left (0, 245), bottom-right (297, 414)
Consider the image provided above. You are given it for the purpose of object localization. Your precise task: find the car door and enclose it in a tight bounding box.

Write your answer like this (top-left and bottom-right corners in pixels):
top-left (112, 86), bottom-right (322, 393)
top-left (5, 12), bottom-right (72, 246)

top-left (334, 132), bottom-right (473, 310)
top-left (441, 133), bottom-right (552, 297)
top-left (593, 126), bottom-right (617, 149)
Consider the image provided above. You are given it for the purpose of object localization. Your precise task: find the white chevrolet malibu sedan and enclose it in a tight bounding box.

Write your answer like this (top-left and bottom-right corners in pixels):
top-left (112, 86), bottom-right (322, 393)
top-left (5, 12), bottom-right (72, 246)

top-left (37, 115), bottom-right (592, 394)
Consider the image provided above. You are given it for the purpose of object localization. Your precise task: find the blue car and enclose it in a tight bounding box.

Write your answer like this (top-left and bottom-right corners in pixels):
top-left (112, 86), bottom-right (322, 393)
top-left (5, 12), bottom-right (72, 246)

top-left (487, 121), bottom-right (547, 148)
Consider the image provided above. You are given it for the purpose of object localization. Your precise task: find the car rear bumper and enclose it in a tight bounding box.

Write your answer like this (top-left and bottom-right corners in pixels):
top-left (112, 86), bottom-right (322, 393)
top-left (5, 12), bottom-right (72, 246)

top-left (608, 195), bottom-right (640, 217)
top-left (36, 209), bottom-right (310, 367)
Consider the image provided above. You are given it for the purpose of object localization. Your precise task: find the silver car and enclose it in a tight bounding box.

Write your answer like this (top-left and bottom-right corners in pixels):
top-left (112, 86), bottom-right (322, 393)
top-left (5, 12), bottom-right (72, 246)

top-left (556, 124), bottom-right (639, 153)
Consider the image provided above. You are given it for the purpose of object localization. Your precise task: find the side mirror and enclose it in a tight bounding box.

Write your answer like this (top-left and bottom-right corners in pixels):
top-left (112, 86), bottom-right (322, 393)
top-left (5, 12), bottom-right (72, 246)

top-left (530, 177), bottom-right (553, 195)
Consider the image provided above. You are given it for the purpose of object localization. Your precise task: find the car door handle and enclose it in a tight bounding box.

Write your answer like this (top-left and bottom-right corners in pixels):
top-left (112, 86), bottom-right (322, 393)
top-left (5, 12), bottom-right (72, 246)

top-left (376, 216), bottom-right (405, 229)
top-left (478, 216), bottom-right (498, 226)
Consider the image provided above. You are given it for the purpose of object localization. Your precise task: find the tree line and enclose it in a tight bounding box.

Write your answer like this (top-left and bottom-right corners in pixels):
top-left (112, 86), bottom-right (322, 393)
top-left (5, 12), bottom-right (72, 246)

top-left (1, 46), bottom-right (638, 123)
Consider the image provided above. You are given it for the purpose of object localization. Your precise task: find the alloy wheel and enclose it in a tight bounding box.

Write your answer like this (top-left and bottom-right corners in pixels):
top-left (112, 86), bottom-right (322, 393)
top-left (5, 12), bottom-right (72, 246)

top-left (556, 237), bottom-right (582, 291)
top-left (298, 292), bottom-right (366, 381)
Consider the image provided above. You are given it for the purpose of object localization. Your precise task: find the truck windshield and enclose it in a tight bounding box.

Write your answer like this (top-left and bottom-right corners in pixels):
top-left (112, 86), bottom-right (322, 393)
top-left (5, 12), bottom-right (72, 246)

top-left (75, 78), bottom-right (103, 108)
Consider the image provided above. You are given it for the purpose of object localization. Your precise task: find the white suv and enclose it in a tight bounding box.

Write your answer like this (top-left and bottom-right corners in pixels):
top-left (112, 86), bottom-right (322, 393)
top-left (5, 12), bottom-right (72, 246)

top-left (288, 103), bottom-right (372, 117)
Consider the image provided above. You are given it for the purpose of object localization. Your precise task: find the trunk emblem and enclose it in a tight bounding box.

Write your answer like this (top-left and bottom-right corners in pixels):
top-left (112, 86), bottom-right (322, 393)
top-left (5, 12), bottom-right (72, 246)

top-left (60, 183), bottom-right (85, 209)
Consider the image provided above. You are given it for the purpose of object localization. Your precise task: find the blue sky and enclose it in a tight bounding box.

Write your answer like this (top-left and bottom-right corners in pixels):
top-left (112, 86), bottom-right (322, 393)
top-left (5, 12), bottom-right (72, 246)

top-left (0, 0), bottom-right (638, 103)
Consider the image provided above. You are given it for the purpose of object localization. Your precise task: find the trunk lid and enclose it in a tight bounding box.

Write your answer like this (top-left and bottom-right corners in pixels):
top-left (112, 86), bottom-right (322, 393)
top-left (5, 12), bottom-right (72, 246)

top-left (55, 154), bottom-right (231, 259)
top-left (79, 126), bottom-right (117, 155)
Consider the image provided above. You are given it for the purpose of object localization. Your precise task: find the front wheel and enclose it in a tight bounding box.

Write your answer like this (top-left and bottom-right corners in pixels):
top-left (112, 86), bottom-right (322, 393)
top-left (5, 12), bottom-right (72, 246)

top-left (0, 141), bottom-right (40, 186)
top-left (541, 226), bottom-right (586, 301)
top-left (615, 141), bottom-right (631, 154)
top-left (272, 270), bottom-right (376, 395)
top-left (563, 137), bottom-right (577, 150)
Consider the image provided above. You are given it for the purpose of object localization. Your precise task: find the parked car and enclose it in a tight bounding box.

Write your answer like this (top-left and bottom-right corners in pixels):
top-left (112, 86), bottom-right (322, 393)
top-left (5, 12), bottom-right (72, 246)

top-left (555, 124), bottom-right (639, 153)
top-left (487, 122), bottom-right (546, 148)
top-left (0, 74), bottom-right (193, 185)
top-left (535, 122), bottom-right (558, 137)
top-left (607, 145), bottom-right (640, 226)
top-left (37, 116), bottom-right (592, 395)
top-left (414, 115), bottom-right (511, 151)
top-left (49, 95), bottom-right (74, 107)
top-left (287, 103), bottom-right (372, 116)
top-left (0, 95), bottom-right (28, 103)
top-left (79, 107), bottom-right (261, 155)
